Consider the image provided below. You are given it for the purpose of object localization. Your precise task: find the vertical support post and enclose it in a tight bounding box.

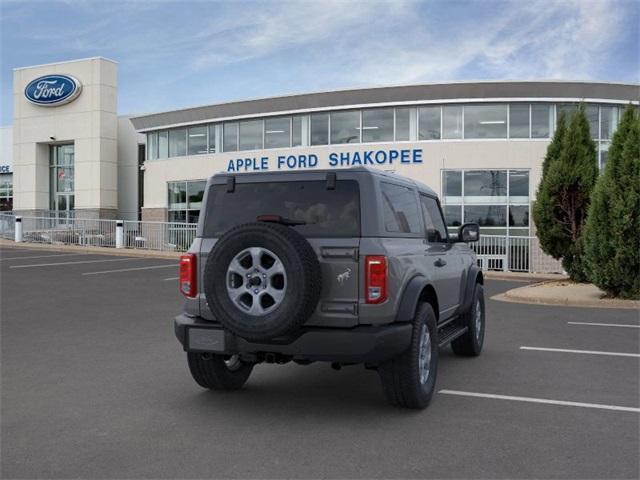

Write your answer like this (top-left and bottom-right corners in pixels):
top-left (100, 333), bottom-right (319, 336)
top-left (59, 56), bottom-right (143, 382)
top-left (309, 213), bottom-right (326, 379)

top-left (14, 216), bottom-right (23, 243)
top-left (116, 220), bottom-right (124, 249)
top-left (504, 235), bottom-right (509, 272)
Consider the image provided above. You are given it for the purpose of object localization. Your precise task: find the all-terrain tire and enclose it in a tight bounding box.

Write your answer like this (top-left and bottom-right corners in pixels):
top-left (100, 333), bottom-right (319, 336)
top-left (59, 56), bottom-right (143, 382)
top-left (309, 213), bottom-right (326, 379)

top-left (451, 283), bottom-right (485, 357)
top-left (203, 222), bottom-right (321, 342)
top-left (378, 303), bottom-right (439, 409)
top-left (187, 353), bottom-right (253, 390)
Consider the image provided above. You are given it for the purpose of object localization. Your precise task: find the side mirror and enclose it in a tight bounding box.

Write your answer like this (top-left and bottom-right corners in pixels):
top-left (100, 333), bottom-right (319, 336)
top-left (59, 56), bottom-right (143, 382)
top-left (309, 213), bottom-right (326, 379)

top-left (458, 223), bottom-right (480, 242)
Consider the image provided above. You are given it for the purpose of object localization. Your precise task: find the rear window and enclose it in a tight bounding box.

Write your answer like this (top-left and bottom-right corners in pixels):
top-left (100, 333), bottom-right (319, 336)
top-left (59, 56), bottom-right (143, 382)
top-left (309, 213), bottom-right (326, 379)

top-left (380, 182), bottom-right (422, 234)
top-left (203, 180), bottom-right (360, 237)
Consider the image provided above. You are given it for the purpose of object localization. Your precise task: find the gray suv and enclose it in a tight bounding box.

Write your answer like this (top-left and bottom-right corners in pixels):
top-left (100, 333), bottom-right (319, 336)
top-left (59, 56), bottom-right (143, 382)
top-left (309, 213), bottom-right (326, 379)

top-left (175, 167), bottom-right (484, 409)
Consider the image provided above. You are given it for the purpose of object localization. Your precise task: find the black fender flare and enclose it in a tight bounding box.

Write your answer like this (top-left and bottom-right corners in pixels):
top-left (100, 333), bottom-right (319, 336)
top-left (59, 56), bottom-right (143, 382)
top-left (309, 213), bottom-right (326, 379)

top-left (459, 265), bottom-right (483, 315)
top-left (395, 276), bottom-right (431, 323)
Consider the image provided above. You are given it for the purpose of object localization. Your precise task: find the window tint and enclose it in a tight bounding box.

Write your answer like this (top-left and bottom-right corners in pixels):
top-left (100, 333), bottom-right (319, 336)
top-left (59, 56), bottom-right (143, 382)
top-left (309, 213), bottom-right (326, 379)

top-left (169, 128), bottom-right (187, 157)
top-left (443, 170), bottom-right (462, 197)
top-left (464, 205), bottom-right (507, 226)
top-left (464, 104), bottom-right (507, 139)
top-left (420, 195), bottom-right (448, 243)
top-left (509, 104), bottom-right (529, 138)
top-left (239, 120), bottom-right (263, 150)
top-left (223, 122), bottom-right (238, 152)
top-left (419, 106), bottom-right (440, 140)
top-left (380, 182), bottom-right (422, 234)
top-left (509, 170), bottom-right (529, 199)
top-left (464, 170), bottom-right (507, 201)
top-left (204, 180), bottom-right (360, 237)
top-left (362, 108), bottom-right (393, 142)
top-left (188, 126), bottom-right (207, 155)
top-left (444, 205), bottom-right (462, 227)
top-left (330, 111), bottom-right (360, 144)
top-left (395, 107), bottom-right (411, 141)
top-left (265, 117), bottom-right (291, 149)
top-left (442, 106), bottom-right (463, 139)
top-left (310, 113), bottom-right (328, 145)
top-left (508, 206), bottom-right (529, 227)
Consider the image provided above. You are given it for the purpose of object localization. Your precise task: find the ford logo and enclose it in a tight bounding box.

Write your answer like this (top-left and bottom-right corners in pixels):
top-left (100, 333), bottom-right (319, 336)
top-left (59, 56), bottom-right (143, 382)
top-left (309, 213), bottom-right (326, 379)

top-left (24, 74), bottom-right (82, 106)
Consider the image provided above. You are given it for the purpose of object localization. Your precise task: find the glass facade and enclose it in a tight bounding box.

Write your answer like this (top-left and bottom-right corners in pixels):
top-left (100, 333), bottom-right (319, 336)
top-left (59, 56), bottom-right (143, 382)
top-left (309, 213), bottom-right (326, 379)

top-left (0, 173), bottom-right (12, 211)
top-left (49, 144), bottom-right (75, 219)
top-left (442, 169), bottom-right (530, 236)
top-left (144, 102), bottom-right (624, 168)
top-left (168, 180), bottom-right (206, 224)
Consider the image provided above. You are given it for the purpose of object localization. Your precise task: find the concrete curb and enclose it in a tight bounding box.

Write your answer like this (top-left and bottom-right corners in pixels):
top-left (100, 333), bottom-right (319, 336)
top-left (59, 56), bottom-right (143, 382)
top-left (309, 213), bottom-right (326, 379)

top-left (484, 271), bottom-right (568, 282)
top-left (492, 281), bottom-right (640, 310)
top-left (0, 239), bottom-right (181, 260)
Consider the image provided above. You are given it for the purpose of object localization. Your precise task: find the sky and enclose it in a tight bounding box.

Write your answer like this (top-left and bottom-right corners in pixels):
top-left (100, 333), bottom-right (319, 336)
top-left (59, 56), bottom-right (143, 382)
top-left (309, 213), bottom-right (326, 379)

top-left (0, 0), bottom-right (638, 126)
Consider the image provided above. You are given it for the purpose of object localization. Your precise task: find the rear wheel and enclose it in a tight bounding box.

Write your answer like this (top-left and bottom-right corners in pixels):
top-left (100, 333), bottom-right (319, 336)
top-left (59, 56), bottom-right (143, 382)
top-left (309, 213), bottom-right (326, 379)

top-left (378, 303), bottom-right (438, 409)
top-left (451, 283), bottom-right (485, 356)
top-left (187, 352), bottom-right (253, 390)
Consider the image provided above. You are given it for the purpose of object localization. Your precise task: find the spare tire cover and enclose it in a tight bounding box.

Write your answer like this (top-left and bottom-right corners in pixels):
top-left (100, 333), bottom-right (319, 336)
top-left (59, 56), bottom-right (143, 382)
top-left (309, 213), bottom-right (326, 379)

top-left (203, 222), bottom-right (321, 341)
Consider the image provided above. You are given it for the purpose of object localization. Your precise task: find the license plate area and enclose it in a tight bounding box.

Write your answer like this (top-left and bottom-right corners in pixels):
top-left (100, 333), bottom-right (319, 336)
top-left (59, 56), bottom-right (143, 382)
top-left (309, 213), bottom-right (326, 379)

top-left (187, 328), bottom-right (225, 352)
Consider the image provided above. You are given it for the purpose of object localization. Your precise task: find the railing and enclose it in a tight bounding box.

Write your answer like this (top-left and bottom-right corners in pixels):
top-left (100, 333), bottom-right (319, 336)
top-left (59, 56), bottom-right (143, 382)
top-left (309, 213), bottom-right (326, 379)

top-left (1, 213), bottom-right (563, 272)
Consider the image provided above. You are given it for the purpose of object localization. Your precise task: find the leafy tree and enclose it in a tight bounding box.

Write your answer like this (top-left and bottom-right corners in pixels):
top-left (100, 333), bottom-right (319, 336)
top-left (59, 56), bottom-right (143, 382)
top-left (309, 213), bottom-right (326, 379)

top-left (533, 105), bottom-right (598, 281)
top-left (584, 106), bottom-right (640, 298)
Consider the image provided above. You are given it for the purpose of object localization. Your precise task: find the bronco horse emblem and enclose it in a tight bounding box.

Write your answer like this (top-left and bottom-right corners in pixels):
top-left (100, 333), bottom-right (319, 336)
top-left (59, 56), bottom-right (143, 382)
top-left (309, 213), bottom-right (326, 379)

top-left (336, 268), bottom-right (352, 285)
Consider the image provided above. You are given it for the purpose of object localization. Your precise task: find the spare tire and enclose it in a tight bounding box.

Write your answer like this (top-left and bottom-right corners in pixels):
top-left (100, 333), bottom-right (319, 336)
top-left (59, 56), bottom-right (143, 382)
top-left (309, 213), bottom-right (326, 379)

top-left (203, 222), bottom-right (321, 341)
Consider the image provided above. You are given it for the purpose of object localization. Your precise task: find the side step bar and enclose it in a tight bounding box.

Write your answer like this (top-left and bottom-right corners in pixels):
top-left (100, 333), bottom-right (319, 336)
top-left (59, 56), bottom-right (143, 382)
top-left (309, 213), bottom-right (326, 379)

top-left (438, 323), bottom-right (468, 347)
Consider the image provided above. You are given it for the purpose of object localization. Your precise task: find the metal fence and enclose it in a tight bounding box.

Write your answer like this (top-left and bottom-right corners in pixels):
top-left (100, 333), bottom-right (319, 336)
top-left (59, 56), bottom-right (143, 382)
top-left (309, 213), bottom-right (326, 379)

top-left (1, 213), bottom-right (563, 272)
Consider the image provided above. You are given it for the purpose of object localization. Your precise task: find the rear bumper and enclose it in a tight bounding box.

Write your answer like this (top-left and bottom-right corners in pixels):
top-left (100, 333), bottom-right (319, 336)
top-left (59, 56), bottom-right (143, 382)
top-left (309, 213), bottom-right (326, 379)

top-left (174, 314), bottom-right (411, 364)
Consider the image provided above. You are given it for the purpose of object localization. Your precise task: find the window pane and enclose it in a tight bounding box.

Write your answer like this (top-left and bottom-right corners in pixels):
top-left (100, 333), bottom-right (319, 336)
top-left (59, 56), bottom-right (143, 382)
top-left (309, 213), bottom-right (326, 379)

top-left (508, 206), bottom-right (529, 227)
top-left (531, 104), bottom-right (552, 138)
top-left (419, 106), bottom-right (441, 140)
top-left (444, 205), bottom-right (462, 227)
top-left (169, 129), bottom-right (187, 157)
top-left (362, 108), bottom-right (393, 142)
top-left (168, 210), bottom-right (186, 223)
top-left (557, 103), bottom-right (577, 119)
top-left (208, 125), bottom-right (216, 153)
top-left (330, 110), bottom-right (360, 144)
top-left (310, 113), bottom-right (328, 145)
top-left (204, 180), bottom-right (361, 237)
top-left (187, 126), bottom-right (207, 155)
top-left (187, 210), bottom-right (200, 224)
top-left (381, 182), bottom-right (421, 234)
top-left (585, 104), bottom-right (599, 139)
top-left (509, 104), bottom-right (529, 138)
top-left (464, 104), bottom-right (507, 139)
top-left (168, 182), bottom-right (187, 209)
top-left (464, 170), bottom-right (507, 202)
top-left (158, 131), bottom-right (168, 159)
top-left (443, 170), bottom-right (462, 197)
top-left (600, 106), bottom-right (619, 140)
top-left (600, 142), bottom-right (610, 170)
top-left (265, 117), bottom-right (291, 149)
top-left (395, 107), bottom-right (410, 141)
top-left (187, 180), bottom-right (206, 209)
top-left (442, 105), bottom-right (463, 139)
top-left (292, 116), bottom-right (303, 146)
top-left (223, 122), bottom-right (238, 152)
top-left (509, 171), bottom-right (529, 199)
top-left (464, 205), bottom-right (507, 226)
top-left (239, 120), bottom-right (263, 150)
top-left (420, 195), bottom-right (448, 242)
top-left (147, 132), bottom-right (158, 160)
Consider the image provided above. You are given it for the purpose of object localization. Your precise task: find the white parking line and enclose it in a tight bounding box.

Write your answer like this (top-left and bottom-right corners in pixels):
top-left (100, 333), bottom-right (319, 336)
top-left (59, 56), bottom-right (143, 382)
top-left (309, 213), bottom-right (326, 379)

top-left (520, 346), bottom-right (640, 358)
top-left (438, 390), bottom-right (640, 413)
top-left (10, 258), bottom-right (134, 269)
top-left (83, 264), bottom-right (176, 275)
top-left (164, 277), bottom-right (179, 281)
top-left (568, 321), bottom-right (640, 329)
top-left (1, 253), bottom-right (87, 261)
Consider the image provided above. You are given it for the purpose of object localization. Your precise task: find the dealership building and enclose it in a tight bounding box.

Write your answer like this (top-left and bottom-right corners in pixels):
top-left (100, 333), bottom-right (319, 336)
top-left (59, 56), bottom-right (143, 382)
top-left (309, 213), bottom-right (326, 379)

top-left (4, 57), bottom-right (638, 240)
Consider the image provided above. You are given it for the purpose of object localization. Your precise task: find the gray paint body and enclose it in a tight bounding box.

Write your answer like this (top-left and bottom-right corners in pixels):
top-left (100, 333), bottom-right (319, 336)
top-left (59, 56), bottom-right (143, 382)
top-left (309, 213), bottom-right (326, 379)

top-left (183, 167), bottom-right (476, 331)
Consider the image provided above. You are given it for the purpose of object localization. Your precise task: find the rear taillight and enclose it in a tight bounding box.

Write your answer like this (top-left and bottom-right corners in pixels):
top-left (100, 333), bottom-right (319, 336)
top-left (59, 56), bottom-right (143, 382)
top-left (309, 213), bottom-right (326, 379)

top-left (179, 254), bottom-right (197, 298)
top-left (365, 255), bottom-right (387, 304)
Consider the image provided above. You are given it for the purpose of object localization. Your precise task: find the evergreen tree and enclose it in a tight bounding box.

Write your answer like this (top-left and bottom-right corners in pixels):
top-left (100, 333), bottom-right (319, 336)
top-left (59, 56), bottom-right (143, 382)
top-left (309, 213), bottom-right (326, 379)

top-left (584, 106), bottom-right (640, 298)
top-left (533, 104), bottom-right (598, 281)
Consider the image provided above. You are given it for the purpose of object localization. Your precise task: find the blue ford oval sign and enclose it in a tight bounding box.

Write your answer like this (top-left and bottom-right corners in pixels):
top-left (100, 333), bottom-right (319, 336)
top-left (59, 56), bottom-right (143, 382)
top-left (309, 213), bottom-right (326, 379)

top-left (24, 74), bottom-right (82, 106)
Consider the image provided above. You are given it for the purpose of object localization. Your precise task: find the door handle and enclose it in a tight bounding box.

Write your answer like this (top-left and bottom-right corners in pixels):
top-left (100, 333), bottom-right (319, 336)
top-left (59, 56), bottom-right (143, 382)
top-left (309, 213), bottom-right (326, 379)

top-left (434, 258), bottom-right (447, 267)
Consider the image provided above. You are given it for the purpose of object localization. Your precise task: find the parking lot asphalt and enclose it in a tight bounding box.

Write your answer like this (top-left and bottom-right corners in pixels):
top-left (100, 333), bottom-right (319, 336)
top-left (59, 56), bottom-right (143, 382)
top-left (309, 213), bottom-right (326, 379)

top-left (1, 245), bottom-right (639, 479)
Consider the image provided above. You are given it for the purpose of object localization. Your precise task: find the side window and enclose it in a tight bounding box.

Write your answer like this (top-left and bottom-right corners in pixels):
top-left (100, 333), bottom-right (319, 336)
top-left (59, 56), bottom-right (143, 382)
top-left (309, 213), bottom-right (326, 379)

top-left (420, 195), bottom-right (448, 243)
top-left (380, 182), bottom-right (422, 234)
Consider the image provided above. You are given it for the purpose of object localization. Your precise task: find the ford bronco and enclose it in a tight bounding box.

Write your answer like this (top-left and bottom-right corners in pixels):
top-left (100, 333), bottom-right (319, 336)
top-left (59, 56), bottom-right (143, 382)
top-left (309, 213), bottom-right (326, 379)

top-left (174, 167), bottom-right (484, 409)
